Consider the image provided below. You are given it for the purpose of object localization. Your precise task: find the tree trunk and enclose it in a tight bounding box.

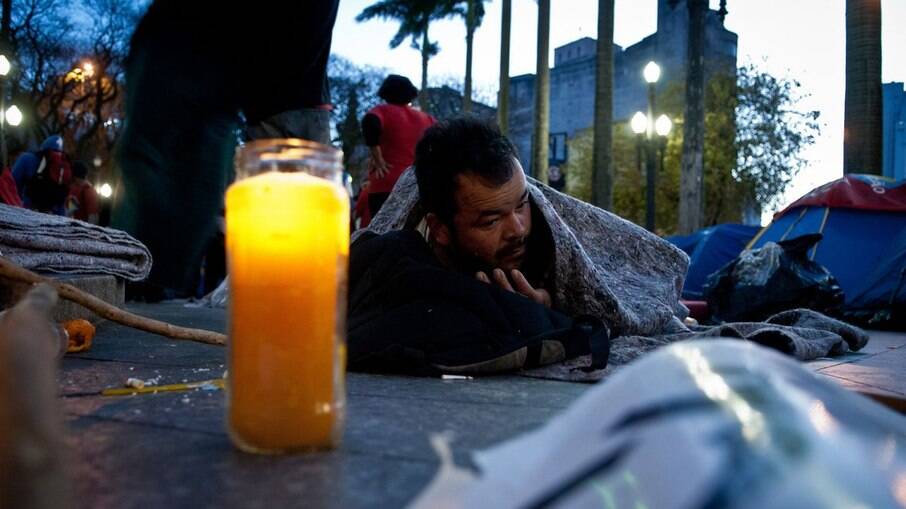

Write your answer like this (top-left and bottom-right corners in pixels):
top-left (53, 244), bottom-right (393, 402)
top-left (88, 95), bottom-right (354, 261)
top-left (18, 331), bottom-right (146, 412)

top-left (844, 0), bottom-right (882, 174)
top-left (591, 0), bottom-right (614, 210)
top-left (678, 0), bottom-right (706, 234)
top-left (420, 22), bottom-right (430, 112)
top-left (532, 0), bottom-right (550, 182)
top-left (498, 0), bottom-right (512, 134)
top-left (1, 0), bottom-right (11, 39)
top-left (463, 0), bottom-right (475, 113)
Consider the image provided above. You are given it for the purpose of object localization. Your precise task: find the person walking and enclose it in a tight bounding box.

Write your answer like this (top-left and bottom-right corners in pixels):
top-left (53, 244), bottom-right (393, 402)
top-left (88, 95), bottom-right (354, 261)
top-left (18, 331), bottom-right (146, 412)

top-left (360, 75), bottom-right (435, 219)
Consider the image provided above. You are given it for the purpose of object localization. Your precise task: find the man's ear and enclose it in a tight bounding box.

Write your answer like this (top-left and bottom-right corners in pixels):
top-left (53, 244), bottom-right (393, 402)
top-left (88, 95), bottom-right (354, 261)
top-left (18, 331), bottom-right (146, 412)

top-left (425, 212), bottom-right (452, 247)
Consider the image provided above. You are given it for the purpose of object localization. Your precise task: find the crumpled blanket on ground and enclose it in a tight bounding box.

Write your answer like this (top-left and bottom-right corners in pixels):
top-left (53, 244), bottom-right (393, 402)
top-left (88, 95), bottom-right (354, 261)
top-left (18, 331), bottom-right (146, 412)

top-left (358, 170), bottom-right (869, 380)
top-left (523, 309), bottom-right (870, 382)
top-left (0, 204), bottom-right (152, 281)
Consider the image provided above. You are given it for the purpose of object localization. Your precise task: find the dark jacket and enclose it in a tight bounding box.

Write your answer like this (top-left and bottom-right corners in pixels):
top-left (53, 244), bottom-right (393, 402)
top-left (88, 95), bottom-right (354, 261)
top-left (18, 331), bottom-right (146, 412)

top-left (347, 230), bottom-right (609, 376)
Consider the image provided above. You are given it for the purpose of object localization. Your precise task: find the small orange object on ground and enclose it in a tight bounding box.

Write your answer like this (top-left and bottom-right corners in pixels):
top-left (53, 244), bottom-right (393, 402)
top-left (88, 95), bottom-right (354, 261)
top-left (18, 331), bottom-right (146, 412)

top-left (63, 319), bottom-right (95, 353)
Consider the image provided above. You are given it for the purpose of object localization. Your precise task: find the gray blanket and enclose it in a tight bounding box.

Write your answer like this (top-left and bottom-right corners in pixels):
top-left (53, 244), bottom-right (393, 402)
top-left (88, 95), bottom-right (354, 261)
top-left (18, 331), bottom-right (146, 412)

top-left (360, 170), bottom-right (869, 381)
top-left (358, 169), bottom-right (690, 337)
top-left (0, 204), bottom-right (152, 281)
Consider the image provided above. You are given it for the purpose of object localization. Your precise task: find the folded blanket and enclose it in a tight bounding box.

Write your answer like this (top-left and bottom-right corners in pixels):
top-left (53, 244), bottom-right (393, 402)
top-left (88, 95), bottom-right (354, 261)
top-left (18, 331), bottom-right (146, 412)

top-left (523, 309), bottom-right (869, 382)
top-left (0, 204), bottom-right (152, 281)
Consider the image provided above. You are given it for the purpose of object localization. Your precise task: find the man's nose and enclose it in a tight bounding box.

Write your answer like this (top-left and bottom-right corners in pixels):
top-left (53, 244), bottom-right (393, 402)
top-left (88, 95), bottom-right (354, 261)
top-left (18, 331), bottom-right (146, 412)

top-left (503, 211), bottom-right (527, 239)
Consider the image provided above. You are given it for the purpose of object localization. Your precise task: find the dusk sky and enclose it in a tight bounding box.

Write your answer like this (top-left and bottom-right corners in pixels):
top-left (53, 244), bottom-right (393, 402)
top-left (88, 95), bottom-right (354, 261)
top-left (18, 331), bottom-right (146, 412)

top-left (331, 0), bottom-right (906, 222)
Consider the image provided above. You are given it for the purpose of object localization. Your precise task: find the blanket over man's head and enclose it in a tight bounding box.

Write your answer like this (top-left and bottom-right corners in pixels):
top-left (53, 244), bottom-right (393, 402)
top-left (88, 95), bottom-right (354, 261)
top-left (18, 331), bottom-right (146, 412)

top-left (354, 169), bottom-right (691, 338)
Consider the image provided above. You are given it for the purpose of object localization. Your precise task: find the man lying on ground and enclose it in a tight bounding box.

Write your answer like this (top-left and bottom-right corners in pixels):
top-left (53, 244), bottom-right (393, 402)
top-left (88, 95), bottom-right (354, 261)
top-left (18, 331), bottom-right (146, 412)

top-left (347, 117), bottom-right (868, 379)
top-left (346, 117), bottom-right (681, 375)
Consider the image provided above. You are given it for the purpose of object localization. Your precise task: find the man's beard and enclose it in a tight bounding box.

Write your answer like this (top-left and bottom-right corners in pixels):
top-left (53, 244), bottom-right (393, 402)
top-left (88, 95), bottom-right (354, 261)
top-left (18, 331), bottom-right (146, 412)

top-left (445, 234), bottom-right (528, 274)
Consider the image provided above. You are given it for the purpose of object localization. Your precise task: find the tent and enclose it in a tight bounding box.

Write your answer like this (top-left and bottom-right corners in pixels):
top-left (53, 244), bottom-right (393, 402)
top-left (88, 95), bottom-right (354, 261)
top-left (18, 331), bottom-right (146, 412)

top-left (667, 224), bottom-right (760, 300)
top-left (748, 174), bottom-right (906, 318)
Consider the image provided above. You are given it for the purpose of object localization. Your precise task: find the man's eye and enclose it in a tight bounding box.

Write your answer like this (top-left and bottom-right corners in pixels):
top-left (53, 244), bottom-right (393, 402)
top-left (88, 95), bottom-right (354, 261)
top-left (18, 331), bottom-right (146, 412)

top-left (480, 218), bottom-right (500, 227)
top-left (516, 200), bottom-right (528, 209)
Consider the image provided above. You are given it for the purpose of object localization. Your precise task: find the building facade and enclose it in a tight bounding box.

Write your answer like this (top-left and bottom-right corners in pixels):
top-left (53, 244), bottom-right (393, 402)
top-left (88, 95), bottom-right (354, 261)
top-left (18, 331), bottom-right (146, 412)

top-left (882, 82), bottom-right (906, 181)
top-left (507, 0), bottom-right (738, 171)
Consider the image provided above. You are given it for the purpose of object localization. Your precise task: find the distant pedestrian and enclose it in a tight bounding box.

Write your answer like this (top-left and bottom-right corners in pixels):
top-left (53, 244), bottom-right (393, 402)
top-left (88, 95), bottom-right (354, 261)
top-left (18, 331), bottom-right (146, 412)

top-left (12, 135), bottom-right (73, 214)
top-left (548, 165), bottom-right (566, 192)
top-left (360, 75), bottom-right (435, 218)
top-left (65, 161), bottom-right (100, 224)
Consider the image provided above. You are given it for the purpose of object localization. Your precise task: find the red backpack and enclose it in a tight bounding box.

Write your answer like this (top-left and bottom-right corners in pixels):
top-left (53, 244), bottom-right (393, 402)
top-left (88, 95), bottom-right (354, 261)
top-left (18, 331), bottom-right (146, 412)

top-left (27, 150), bottom-right (73, 212)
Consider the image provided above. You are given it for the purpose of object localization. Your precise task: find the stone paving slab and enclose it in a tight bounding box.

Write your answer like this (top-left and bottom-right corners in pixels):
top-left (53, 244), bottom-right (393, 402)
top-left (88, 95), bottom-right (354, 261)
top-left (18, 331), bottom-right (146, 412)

top-left (58, 301), bottom-right (906, 508)
top-left (61, 301), bottom-right (589, 509)
top-left (66, 418), bottom-right (433, 509)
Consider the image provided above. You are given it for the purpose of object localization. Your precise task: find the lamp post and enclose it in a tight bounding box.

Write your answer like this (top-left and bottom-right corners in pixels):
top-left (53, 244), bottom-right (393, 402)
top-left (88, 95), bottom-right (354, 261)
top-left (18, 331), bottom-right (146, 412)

top-left (632, 61), bottom-right (672, 232)
top-left (0, 52), bottom-right (9, 169)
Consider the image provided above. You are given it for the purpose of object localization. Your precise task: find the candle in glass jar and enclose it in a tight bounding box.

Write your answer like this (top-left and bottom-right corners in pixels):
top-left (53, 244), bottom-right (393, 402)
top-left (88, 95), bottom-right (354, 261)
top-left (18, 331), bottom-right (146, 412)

top-left (226, 170), bottom-right (348, 453)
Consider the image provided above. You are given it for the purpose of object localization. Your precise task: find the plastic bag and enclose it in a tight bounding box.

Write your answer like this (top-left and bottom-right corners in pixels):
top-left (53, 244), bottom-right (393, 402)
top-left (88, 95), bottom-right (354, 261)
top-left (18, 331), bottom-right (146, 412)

top-left (703, 233), bottom-right (845, 323)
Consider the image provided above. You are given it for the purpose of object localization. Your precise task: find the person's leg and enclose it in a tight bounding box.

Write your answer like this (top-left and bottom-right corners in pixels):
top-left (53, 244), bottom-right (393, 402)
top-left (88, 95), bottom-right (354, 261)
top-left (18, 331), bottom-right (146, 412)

top-left (245, 108), bottom-right (331, 144)
top-left (114, 27), bottom-right (238, 294)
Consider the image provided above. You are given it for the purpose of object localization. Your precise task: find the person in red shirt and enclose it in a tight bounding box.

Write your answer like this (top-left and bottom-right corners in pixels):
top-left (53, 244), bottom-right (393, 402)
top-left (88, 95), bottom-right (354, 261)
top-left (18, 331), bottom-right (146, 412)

top-left (360, 75), bottom-right (435, 219)
top-left (65, 161), bottom-right (100, 224)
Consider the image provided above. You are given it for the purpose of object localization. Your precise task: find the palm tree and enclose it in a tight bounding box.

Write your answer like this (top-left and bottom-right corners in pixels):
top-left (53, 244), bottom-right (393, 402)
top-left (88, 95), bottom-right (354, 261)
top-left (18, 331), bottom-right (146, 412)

top-left (532, 0), bottom-right (551, 182)
top-left (450, 0), bottom-right (488, 113)
top-left (356, 0), bottom-right (455, 112)
top-left (498, 0), bottom-right (512, 134)
top-left (591, 0), bottom-right (614, 210)
top-left (844, 0), bottom-right (882, 174)
top-left (678, 0), bottom-right (706, 234)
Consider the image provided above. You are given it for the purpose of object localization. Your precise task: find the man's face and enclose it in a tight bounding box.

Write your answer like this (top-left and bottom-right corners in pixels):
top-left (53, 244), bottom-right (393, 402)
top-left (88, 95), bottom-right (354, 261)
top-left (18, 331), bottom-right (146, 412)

top-left (434, 159), bottom-right (532, 272)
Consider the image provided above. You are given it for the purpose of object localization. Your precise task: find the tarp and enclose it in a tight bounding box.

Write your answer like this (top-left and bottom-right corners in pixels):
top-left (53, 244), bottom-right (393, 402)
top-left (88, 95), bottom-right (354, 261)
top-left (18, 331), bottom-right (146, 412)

top-left (777, 174), bottom-right (906, 216)
top-left (751, 174), bottom-right (906, 316)
top-left (667, 224), bottom-right (760, 299)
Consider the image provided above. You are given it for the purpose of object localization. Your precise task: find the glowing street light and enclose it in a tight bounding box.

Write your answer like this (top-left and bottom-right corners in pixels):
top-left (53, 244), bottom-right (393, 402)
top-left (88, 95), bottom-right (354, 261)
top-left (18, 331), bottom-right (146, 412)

top-left (631, 112), bottom-right (648, 135)
top-left (655, 114), bottom-right (673, 137)
top-left (643, 61), bottom-right (661, 84)
top-left (98, 183), bottom-right (113, 199)
top-left (0, 55), bottom-right (10, 77)
top-left (82, 61), bottom-right (95, 78)
top-left (5, 105), bottom-right (22, 126)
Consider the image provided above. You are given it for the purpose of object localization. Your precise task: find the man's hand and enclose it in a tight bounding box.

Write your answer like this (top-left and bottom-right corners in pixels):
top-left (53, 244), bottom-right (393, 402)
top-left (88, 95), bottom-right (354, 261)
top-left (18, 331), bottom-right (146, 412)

top-left (476, 268), bottom-right (552, 308)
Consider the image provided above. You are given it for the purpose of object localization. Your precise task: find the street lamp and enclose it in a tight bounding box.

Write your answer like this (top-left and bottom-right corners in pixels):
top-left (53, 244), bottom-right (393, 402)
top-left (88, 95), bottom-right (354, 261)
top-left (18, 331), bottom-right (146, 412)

top-left (643, 61), bottom-right (661, 85)
top-left (633, 62), bottom-right (672, 231)
top-left (630, 112), bottom-right (648, 135)
top-left (633, 61), bottom-right (671, 232)
top-left (0, 52), bottom-right (11, 168)
top-left (5, 105), bottom-right (22, 126)
top-left (655, 114), bottom-right (672, 137)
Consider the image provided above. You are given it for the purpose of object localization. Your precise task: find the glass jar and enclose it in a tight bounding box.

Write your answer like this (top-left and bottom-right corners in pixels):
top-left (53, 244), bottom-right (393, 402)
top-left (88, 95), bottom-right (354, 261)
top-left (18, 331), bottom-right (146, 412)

top-left (226, 139), bottom-right (348, 453)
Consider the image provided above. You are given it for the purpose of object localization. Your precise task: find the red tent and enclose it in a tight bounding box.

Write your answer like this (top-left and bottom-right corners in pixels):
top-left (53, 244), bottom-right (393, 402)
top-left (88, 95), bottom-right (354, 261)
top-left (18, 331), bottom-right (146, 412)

top-left (776, 174), bottom-right (906, 218)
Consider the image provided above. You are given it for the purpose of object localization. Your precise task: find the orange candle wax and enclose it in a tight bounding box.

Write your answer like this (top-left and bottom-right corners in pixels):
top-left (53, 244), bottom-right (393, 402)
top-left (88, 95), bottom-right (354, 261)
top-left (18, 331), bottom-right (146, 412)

top-left (226, 171), bottom-right (348, 453)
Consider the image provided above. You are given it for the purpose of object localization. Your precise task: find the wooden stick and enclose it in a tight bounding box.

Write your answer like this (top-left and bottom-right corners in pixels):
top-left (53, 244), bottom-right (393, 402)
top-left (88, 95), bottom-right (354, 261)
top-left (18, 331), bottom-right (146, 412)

top-left (0, 257), bottom-right (226, 346)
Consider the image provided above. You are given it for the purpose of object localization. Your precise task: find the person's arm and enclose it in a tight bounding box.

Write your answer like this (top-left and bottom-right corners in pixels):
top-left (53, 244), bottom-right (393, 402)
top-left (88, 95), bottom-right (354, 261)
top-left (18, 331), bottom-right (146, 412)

top-left (361, 113), bottom-right (389, 179)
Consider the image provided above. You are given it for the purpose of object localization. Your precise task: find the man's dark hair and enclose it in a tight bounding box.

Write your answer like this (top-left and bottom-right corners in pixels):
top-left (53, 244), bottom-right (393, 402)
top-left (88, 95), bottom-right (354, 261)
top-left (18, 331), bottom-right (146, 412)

top-left (415, 117), bottom-right (518, 224)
